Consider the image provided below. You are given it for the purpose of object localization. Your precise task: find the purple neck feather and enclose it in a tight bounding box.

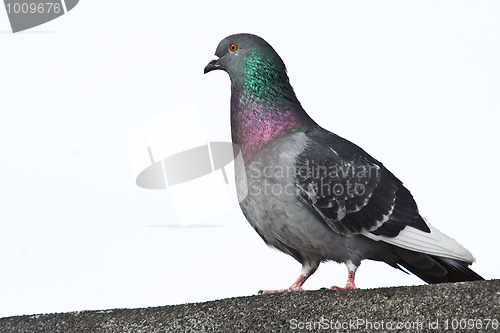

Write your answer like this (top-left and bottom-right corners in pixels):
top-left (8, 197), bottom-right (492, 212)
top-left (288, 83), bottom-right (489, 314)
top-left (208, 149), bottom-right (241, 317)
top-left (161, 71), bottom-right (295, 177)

top-left (230, 87), bottom-right (314, 162)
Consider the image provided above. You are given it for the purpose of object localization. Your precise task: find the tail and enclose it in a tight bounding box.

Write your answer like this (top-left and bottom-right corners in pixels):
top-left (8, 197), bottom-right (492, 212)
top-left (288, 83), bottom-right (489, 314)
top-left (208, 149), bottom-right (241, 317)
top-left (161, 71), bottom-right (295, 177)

top-left (392, 247), bottom-right (484, 284)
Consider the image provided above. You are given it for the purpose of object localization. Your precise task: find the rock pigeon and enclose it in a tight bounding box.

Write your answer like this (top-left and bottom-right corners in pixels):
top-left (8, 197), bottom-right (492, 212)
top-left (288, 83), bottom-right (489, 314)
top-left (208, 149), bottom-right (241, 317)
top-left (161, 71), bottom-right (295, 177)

top-left (204, 33), bottom-right (484, 293)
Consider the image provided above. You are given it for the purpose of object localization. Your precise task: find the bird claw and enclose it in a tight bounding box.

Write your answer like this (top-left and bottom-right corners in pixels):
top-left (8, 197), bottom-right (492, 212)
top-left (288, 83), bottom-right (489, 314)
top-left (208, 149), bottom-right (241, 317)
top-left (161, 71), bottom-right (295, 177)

top-left (258, 287), bottom-right (305, 294)
top-left (328, 283), bottom-right (356, 290)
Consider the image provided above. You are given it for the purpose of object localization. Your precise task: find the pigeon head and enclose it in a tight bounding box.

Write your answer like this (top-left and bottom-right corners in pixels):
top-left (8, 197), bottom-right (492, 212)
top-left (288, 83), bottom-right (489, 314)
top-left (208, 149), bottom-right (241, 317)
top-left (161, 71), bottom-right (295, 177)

top-left (204, 33), bottom-right (284, 75)
top-left (204, 33), bottom-right (298, 106)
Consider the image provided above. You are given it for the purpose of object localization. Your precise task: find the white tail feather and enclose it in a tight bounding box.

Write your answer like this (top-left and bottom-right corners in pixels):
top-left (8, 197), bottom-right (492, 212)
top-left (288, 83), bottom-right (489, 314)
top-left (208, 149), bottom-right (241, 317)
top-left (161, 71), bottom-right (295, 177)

top-left (362, 219), bottom-right (475, 263)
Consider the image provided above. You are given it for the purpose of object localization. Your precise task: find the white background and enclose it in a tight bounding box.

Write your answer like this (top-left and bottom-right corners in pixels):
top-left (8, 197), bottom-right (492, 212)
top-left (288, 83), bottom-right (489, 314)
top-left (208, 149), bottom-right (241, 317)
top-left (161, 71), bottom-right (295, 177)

top-left (1, 0), bottom-right (499, 318)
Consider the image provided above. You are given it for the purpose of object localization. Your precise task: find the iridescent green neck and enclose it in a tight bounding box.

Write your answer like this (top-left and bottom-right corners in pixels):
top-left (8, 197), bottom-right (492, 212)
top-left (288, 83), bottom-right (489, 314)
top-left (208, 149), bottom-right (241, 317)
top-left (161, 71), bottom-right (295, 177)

top-left (235, 48), bottom-right (298, 107)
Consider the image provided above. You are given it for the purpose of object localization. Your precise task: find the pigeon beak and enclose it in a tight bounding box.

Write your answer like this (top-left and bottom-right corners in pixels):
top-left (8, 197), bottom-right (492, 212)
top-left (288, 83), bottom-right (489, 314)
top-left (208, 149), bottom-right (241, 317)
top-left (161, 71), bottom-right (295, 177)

top-left (204, 56), bottom-right (220, 74)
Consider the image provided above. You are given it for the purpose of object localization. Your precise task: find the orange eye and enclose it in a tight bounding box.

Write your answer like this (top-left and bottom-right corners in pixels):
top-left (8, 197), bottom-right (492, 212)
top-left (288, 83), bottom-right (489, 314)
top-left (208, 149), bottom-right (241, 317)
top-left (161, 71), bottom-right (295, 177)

top-left (229, 43), bottom-right (238, 52)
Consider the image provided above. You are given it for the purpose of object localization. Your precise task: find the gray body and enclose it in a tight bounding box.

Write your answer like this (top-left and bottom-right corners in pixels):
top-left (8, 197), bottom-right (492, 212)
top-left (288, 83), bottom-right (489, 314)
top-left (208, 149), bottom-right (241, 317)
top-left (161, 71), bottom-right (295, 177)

top-left (236, 131), bottom-right (393, 270)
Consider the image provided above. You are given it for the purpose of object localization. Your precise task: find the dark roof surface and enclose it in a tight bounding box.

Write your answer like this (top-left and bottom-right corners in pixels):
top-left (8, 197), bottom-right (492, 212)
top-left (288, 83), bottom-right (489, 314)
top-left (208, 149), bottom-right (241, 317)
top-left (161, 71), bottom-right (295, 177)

top-left (1, 280), bottom-right (498, 332)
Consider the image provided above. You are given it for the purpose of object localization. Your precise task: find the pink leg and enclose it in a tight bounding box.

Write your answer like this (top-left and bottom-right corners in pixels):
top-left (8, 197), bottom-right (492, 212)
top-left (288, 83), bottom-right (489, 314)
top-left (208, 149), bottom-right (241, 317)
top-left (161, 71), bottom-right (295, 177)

top-left (259, 261), bottom-right (319, 295)
top-left (329, 262), bottom-right (358, 290)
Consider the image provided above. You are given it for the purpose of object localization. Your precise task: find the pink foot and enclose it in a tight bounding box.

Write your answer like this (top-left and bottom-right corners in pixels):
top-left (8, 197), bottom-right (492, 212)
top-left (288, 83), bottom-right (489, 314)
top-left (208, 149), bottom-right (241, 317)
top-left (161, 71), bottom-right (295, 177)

top-left (258, 286), bottom-right (305, 294)
top-left (329, 269), bottom-right (356, 290)
top-left (258, 274), bottom-right (308, 294)
top-left (328, 283), bottom-right (356, 290)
